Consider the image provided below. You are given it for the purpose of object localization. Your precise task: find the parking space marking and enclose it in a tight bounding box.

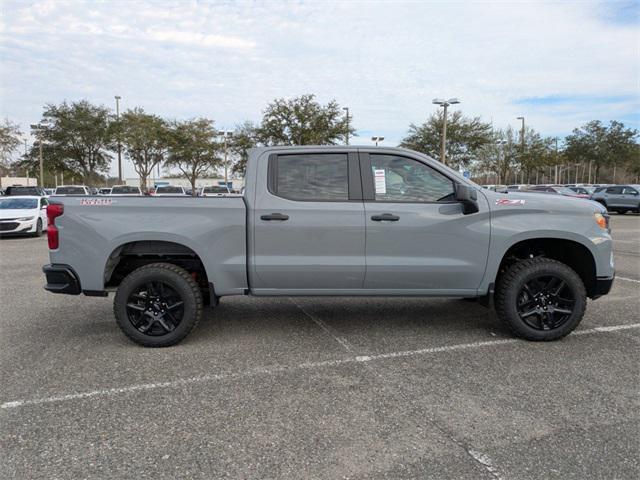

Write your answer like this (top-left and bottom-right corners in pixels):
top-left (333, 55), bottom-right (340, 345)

top-left (2, 323), bottom-right (640, 411)
top-left (617, 276), bottom-right (640, 284)
top-left (289, 299), bottom-right (355, 352)
top-left (467, 449), bottom-right (503, 480)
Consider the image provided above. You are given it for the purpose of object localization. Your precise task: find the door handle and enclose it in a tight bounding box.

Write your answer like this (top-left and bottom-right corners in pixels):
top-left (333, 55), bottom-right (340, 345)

top-left (260, 213), bottom-right (289, 221)
top-left (371, 213), bottom-right (400, 222)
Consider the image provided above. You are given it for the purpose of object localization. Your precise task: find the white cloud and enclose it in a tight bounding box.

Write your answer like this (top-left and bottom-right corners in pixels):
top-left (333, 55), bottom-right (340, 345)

top-left (0, 0), bottom-right (637, 177)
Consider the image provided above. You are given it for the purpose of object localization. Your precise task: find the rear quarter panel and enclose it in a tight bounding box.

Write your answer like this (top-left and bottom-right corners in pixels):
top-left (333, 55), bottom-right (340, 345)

top-left (48, 196), bottom-right (247, 295)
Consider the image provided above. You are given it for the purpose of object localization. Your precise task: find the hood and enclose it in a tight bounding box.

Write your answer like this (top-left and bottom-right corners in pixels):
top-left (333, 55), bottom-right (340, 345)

top-left (0, 208), bottom-right (38, 220)
top-left (483, 190), bottom-right (607, 214)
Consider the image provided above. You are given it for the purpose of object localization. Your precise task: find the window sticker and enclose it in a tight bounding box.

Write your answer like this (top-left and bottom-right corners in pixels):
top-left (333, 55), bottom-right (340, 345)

top-left (374, 169), bottom-right (386, 194)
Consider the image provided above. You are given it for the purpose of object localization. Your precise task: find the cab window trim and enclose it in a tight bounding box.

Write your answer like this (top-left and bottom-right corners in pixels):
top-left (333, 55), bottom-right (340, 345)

top-left (358, 152), bottom-right (458, 204)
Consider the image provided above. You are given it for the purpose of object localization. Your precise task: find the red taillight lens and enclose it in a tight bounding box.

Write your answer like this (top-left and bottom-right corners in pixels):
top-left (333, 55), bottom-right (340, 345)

top-left (47, 203), bottom-right (64, 249)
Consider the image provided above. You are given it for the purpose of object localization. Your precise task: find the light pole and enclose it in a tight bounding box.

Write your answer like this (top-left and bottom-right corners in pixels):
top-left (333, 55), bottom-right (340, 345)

top-left (343, 107), bottom-right (350, 145)
top-left (115, 95), bottom-right (122, 183)
top-left (218, 130), bottom-right (233, 186)
top-left (432, 97), bottom-right (460, 166)
top-left (516, 116), bottom-right (525, 183)
top-left (371, 136), bottom-right (384, 146)
top-left (30, 124), bottom-right (44, 187)
top-left (495, 139), bottom-right (506, 184)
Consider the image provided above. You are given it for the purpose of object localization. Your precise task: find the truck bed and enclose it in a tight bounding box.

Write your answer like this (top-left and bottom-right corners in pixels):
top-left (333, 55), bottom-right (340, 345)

top-left (49, 196), bottom-right (248, 295)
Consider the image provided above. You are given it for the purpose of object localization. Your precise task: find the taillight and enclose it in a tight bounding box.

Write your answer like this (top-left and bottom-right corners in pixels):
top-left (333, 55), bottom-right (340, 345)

top-left (47, 203), bottom-right (64, 249)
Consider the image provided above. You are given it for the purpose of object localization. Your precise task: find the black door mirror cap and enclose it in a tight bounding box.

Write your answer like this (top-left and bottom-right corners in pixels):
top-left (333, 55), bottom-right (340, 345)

top-left (454, 183), bottom-right (479, 214)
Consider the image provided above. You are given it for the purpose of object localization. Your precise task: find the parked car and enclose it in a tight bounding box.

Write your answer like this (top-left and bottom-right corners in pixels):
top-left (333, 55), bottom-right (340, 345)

top-left (0, 196), bottom-right (48, 236)
top-left (110, 185), bottom-right (143, 196)
top-left (153, 185), bottom-right (187, 196)
top-left (200, 185), bottom-right (231, 196)
top-left (54, 185), bottom-right (90, 196)
top-left (591, 185), bottom-right (640, 214)
top-left (4, 186), bottom-right (48, 196)
top-left (506, 184), bottom-right (529, 191)
top-left (569, 187), bottom-right (591, 196)
top-left (42, 146), bottom-right (614, 347)
top-left (524, 185), bottom-right (590, 199)
top-left (98, 188), bottom-right (112, 195)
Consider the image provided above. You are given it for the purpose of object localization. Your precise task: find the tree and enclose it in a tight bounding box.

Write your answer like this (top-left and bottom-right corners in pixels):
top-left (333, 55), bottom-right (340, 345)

top-left (516, 128), bottom-right (555, 183)
top-left (118, 108), bottom-right (169, 192)
top-left (400, 111), bottom-right (492, 168)
top-left (32, 100), bottom-right (113, 182)
top-left (474, 127), bottom-right (519, 184)
top-left (230, 121), bottom-right (260, 176)
top-left (258, 94), bottom-right (354, 146)
top-left (0, 119), bottom-right (22, 174)
top-left (165, 118), bottom-right (220, 196)
top-left (564, 120), bottom-right (638, 183)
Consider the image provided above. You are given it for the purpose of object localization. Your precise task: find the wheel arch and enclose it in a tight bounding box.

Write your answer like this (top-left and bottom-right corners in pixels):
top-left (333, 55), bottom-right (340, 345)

top-left (494, 237), bottom-right (598, 298)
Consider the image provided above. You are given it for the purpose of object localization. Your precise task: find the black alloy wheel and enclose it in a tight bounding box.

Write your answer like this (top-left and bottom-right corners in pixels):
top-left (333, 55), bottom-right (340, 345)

top-left (516, 275), bottom-right (575, 331)
top-left (126, 281), bottom-right (185, 336)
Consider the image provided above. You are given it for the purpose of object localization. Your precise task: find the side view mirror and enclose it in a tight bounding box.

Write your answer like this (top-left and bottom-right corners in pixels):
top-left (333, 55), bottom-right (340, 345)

top-left (455, 183), bottom-right (479, 214)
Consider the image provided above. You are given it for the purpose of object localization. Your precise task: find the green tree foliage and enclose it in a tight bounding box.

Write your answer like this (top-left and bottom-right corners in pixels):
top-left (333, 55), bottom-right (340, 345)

top-left (118, 108), bottom-right (169, 192)
top-left (400, 111), bottom-right (492, 168)
top-left (258, 94), bottom-right (354, 146)
top-left (0, 119), bottom-right (22, 174)
top-left (164, 118), bottom-right (220, 196)
top-left (475, 127), bottom-right (520, 184)
top-left (230, 121), bottom-right (260, 175)
top-left (564, 120), bottom-right (638, 182)
top-left (517, 128), bottom-right (555, 181)
top-left (32, 100), bottom-right (113, 181)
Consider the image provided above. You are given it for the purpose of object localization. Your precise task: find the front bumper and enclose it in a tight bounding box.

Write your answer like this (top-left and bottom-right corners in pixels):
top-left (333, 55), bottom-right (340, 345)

top-left (43, 264), bottom-right (81, 295)
top-left (592, 276), bottom-right (614, 299)
top-left (0, 218), bottom-right (36, 234)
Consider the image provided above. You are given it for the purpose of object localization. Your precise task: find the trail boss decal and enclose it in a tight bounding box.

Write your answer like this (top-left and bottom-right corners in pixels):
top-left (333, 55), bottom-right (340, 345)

top-left (495, 198), bottom-right (526, 206)
top-left (80, 198), bottom-right (113, 206)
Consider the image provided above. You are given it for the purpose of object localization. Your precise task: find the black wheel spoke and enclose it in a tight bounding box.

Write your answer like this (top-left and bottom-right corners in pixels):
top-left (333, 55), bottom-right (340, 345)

top-left (126, 280), bottom-right (184, 337)
top-left (517, 273), bottom-right (575, 332)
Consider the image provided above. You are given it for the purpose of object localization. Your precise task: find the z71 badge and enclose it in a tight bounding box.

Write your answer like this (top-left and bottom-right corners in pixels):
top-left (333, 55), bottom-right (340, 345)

top-left (495, 198), bottom-right (525, 206)
top-left (80, 198), bottom-right (112, 206)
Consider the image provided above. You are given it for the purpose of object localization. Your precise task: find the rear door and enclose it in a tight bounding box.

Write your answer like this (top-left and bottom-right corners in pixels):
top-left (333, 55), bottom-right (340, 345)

top-left (251, 151), bottom-right (366, 292)
top-left (360, 151), bottom-right (490, 293)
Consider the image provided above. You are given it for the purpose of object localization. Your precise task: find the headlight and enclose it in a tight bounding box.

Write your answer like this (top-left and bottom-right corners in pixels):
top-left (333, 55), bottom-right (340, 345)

top-left (17, 216), bottom-right (36, 222)
top-left (594, 212), bottom-right (610, 232)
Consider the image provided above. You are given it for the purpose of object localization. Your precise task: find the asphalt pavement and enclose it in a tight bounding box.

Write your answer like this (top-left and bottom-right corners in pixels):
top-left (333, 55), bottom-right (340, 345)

top-left (1, 214), bottom-right (638, 479)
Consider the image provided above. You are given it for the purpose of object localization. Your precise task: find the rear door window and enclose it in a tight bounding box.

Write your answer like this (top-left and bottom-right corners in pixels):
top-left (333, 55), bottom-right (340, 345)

top-left (270, 154), bottom-right (349, 201)
top-left (605, 187), bottom-right (623, 194)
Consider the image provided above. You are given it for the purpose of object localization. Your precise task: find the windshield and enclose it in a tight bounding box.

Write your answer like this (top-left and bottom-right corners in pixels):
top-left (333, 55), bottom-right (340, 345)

top-left (556, 187), bottom-right (578, 195)
top-left (156, 186), bottom-right (184, 194)
top-left (0, 198), bottom-right (38, 209)
top-left (111, 186), bottom-right (140, 194)
top-left (203, 186), bottom-right (229, 193)
top-left (55, 187), bottom-right (86, 195)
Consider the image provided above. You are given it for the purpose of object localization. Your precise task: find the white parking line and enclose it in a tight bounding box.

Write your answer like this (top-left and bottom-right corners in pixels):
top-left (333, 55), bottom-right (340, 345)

top-left (617, 276), bottom-right (640, 284)
top-left (2, 323), bottom-right (640, 410)
top-left (467, 449), bottom-right (503, 480)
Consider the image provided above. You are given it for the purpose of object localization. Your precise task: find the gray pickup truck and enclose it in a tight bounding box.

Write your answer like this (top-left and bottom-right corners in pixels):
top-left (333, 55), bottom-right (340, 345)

top-left (43, 146), bottom-right (614, 347)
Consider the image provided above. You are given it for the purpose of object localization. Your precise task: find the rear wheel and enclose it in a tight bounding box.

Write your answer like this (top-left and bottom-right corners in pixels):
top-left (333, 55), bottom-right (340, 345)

top-left (495, 258), bottom-right (586, 341)
top-left (114, 263), bottom-right (203, 347)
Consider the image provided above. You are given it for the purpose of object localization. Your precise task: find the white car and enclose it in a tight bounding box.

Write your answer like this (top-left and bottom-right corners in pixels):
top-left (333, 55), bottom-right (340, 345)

top-left (200, 185), bottom-right (232, 196)
top-left (54, 185), bottom-right (90, 196)
top-left (110, 185), bottom-right (143, 196)
top-left (153, 185), bottom-right (187, 196)
top-left (98, 188), bottom-right (112, 195)
top-left (0, 196), bottom-right (48, 236)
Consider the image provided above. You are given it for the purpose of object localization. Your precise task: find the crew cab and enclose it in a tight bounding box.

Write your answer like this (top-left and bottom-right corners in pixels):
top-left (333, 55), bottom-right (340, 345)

top-left (43, 146), bottom-right (614, 347)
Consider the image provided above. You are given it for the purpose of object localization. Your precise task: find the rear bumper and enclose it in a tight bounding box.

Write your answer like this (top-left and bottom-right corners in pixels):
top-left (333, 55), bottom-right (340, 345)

top-left (43, 264), bottom-right (81, 295)
top-left (592, 276), bottom-right (614, 299)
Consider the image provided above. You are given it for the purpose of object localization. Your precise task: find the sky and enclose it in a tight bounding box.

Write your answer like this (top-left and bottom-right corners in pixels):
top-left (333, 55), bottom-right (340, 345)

top-left (1, 0), bottom-right (639, 178)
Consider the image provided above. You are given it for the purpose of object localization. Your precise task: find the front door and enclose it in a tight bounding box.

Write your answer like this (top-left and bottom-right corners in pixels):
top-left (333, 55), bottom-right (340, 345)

top-left (251, 152), bottom-right (366, 292)
top-left (360, 152), bottom-right (491, 293)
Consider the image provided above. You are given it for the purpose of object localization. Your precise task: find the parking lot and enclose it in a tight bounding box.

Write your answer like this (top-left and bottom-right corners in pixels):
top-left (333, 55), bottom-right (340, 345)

top-left (0, 215), bottom-right (638, 479)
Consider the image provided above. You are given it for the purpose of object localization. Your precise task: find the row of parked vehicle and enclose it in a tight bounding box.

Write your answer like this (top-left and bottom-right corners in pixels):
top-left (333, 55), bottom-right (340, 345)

top-left (482, 183), bottom-right (640, 214)
top-left (0, 184), bottom-right (239, 197)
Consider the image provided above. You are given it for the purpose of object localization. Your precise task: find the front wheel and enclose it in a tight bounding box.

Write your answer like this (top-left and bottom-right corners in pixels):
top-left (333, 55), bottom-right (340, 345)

top-left (113, 263), bottom-right (203, 347)
top-left (32, 219), bottom-right (43, 237)
top-left (495, 258), bottom-right (586, 341)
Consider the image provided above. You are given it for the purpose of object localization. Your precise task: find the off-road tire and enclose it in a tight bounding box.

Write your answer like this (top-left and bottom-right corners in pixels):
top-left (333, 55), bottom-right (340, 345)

top-left (495, 258), bottom-right (587, 341)
top-left (114, 263), bottom-right (203, 347)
